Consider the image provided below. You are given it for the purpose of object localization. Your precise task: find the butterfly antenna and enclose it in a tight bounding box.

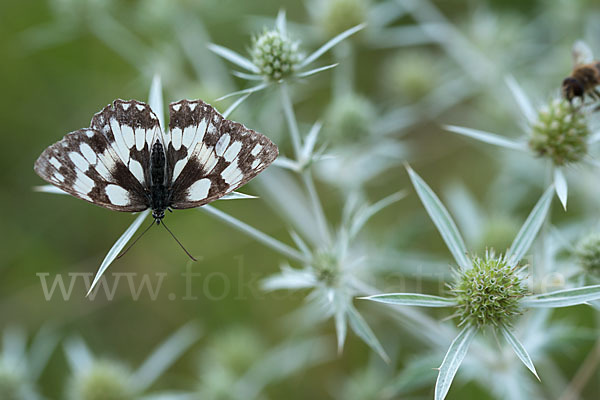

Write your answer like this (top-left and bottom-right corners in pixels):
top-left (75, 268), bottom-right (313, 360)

top-left (161, 221), bottom-right (197, 261)
top-left (116, 219), bottom-right (156, 259)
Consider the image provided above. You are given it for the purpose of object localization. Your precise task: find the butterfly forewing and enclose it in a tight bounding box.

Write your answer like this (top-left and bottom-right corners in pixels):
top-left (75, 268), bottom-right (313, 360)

top-left (34, 128), bottom-right (148, 212)
top-left (166, 99), bottom-right (278, 209)
top-left (91, 99), bottom-right (161, 186)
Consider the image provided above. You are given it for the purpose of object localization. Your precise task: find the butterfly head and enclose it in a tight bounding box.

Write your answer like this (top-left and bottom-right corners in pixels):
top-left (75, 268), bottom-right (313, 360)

top-left (152, 208), bottom-right (165, 223)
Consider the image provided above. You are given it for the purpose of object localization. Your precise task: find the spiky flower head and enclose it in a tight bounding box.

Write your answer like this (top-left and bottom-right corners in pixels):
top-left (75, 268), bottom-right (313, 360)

top-left (0, 365), bottom-right (23, 400)
top-left (312, 250), bottom-right (340, 287)
top-left (250, 29), bottom-right (303, 82)
top-left (529, 99), bottom-right (589, 165)
top-left (325, 95), bottom-right (376, 142)
top-left (318, 0), bottom-right (368, 38)
top-left (575, 232), bottom-right (600, 274)
top-left (67, 361), bottom-right (136, 400)
top-left (451, 251), bottom-right (527, 329)
top-left (384, 50), bottom-right (441, 100)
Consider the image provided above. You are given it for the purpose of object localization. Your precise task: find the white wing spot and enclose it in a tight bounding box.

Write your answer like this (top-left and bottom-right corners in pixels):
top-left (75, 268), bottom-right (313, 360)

top-left (98, 150), bottom-right (116, 173)
top-left (182, 126), bottom-right (197, 148)
top-left (74, 170), bottom-right (94, 192)
top-left (172, 103), bottom-right (181, 112)
top-left (189, 103), bottom-right (198, 111)
top-left (121, 125), bottom-right (135, 148)
top-left (251, 143), bottom-right (263, 156)
top-left (95, 160), bottom-right (112, 181)
top-left (122, 103), bottom-right (131, 111)
top-left (109, 118), bottom-right (130, 164)
top-left (251, 159), bottom-right (261, 169)
top-left (105, 184), bottom-right (130, 206)
top-left (135, 128), bottom-right (146, 151)
top-left (171, 127), bottom-right (183, 150)
top-left (69, 152), bottom-right (90, 172)
top-left (49, 157), bottom-right (61, 169)
top-left (173, 158), bottom-right (187, 181)
top-left (54, 172), bottom-right (65, 182)
top-left (215, 134), bottom-right (230, 156)
top-left (86, 130), bottom-right (95, 138)
top-left (187, 178), bottom-right (211, 200)
top-left (223, 141), bottom-right (242, 162)
top-left (146, 127), bottom-right (154, 147)
top-left (197, 146), bottom-right (218, 174)
top-left (221, 160), bottom-right (241, 184)
top-left (136, 104), bottom-right (145, 111)
top-left (80, 143), bottom-right (97, 165)
top-left (129, 159), bottom-right (144, 183)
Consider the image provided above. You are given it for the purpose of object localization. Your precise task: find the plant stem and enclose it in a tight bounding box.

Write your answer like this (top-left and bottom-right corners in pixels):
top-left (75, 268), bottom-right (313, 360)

top-left (199, 205), bottom-right (307, 263)
top-left (279, 82), bottom-right (302, 159)
top-left (302, 169), bottom-right (332, 246)
top-left (279, 82), bottom-right (332, 245)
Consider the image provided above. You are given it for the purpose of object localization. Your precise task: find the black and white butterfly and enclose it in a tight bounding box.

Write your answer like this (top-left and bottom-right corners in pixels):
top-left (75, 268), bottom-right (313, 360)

top-left (35, 99), bottom-right (278, 255)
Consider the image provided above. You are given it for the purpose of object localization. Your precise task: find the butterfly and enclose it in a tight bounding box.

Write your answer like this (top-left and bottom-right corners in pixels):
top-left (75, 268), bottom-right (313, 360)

top-left (34, 99), bottom-right (278, 257)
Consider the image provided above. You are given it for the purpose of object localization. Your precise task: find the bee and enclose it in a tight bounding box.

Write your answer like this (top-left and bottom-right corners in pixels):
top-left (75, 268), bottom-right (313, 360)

top-left (562, 40), bottom-right (600, 104)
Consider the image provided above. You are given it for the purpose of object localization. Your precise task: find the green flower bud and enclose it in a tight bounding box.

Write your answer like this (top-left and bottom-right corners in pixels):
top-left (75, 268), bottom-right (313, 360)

top-left (318, 0), bottom-right (368, 38)
top-left (251, 29), bottom-right (302, 82)
top-left (312, 250), bottom-right (340, 287)
top-left (451, 252), bottom-right (527, 328)
top-left (575, 232), bottom-right (600, 274)
top-left (324, 95), bottom-right (376, 142)
top-left (383, 50), bottom-right (441, 100)
top-left (68, 361), bottom-right (136, 400)
top-left (529, 99), bottom-right (589, 165)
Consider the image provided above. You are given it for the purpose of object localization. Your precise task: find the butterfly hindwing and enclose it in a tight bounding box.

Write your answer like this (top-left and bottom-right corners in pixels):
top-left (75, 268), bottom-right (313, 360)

top-left (34, 128), bottom-right (148, 212)
top-left (166, 100), bottom-right (278, 209)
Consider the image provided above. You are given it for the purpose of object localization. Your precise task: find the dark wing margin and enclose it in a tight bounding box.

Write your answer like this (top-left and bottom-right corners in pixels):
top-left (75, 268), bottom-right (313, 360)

top-left (34, 128), bottom-right (148, 212)
top-left (166, 99), bottom-right (279, 209)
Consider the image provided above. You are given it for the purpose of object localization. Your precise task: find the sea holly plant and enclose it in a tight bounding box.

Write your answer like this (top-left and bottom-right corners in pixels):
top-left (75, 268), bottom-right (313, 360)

top-left (64, 322), bottom-right (201, 400)
top-left (360, 166), bottom-right (600, 400)
top-left (0, 325), bottom-right (58, 400)
top-left (261, 186), bottom-right (407, 362)
top-left (445, 74), bottom-right (600, 210)
top-left (208, 10), bottom-right (364, 101)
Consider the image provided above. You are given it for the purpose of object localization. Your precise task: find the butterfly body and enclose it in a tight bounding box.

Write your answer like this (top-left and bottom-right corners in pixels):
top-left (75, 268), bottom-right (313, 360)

top-left (148, 140), bottom-right (169, 221)
top-left (35, 99), bottom-right (278, 224)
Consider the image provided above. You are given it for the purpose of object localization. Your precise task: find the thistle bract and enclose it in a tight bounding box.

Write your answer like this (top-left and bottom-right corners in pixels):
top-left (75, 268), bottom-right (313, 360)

top-left (251, 29), bottom-right (302, 81)
top-left (68, 361), bottom-right (136, 400)
top-left (529, 99), bottom-right (589, 165)
top-left (451, 252), bottom-right (527, 328)
top-left (575, 232), bottom-right (600, 274)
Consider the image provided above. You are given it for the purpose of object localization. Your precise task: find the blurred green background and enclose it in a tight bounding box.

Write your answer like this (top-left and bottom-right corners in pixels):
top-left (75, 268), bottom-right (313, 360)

top-left (1, 0), bottom-right (600, 399)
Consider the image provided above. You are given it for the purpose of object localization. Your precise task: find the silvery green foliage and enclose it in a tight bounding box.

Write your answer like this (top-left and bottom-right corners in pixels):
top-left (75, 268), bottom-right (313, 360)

top-left (0, 326), bottom-right (58, 400)
top-left (191, 327), bottom-right (332, 400)
top-left (64, 323), bottom-right (201, 400)
top-left (363, 168), bottom-right (600, 399)
top-left (24, 1), bottom-right (600, 399)
top-left (445, 75), bottom-right (600, 211)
